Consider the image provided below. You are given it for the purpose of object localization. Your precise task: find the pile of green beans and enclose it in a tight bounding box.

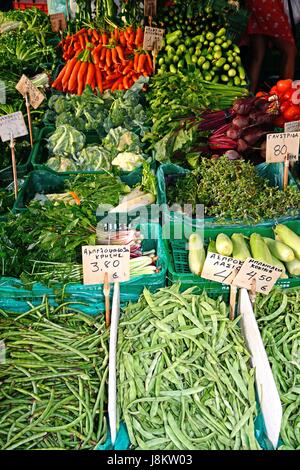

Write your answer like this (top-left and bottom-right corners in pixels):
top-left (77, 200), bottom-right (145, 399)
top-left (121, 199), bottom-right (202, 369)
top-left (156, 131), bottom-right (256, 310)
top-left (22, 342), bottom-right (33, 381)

top-left (0, 300), bottom-right (108, 450)
top-left (117, 284), bottom-right (260, 450)
top-left (255, 288), bottom-right (300, 450)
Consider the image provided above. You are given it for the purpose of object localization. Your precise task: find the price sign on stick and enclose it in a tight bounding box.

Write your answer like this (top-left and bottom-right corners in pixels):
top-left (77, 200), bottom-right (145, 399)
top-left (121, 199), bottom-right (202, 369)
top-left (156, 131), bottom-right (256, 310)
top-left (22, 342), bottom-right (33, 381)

top-left (143, 27), bottom-right (165, 51)
top-left (144, 0), bottom-right (157, 17)
top-left (232, 258), bottom-right (282, 295)
top-left (0, 111), bottom-right (28, 142)
top-left (266, 132), bottom-right (300, 163)
top-left (82, 245), bottom-right (130, 285)
top-left (50, 13), bottom-right (67, 32)
top-left (16, 75), bottom-right (45, 110)
top-left (284, 120), bottom-right (300, 133)
top-left (201, 252), bottom-right (243, 286)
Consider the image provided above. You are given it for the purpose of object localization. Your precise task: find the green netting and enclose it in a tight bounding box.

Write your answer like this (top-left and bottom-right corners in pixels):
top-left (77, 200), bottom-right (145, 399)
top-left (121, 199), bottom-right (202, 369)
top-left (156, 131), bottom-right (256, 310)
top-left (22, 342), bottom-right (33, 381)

top-left (157, 162), bottom-right (300, 229)
top-left (164, 219), bottom-right (300, 292)
top-left (30, 127), bottom-right (156, 187)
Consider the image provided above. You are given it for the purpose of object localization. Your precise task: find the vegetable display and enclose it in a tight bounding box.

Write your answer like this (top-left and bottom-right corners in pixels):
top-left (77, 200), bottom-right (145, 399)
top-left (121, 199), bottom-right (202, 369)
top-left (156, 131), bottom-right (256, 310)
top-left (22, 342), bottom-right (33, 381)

top-left (255, 288), bottom-right (300, 450)
top-left (0, 301), bottom-right (108, 450)
top-left (52, 26), bottom-right (153, 95)
top-left (166, 156), bottom-right (300, 223)
top-left (118, 284), bottom-right (260, 450)
top-left (187, 223), bottom-right (300, 279)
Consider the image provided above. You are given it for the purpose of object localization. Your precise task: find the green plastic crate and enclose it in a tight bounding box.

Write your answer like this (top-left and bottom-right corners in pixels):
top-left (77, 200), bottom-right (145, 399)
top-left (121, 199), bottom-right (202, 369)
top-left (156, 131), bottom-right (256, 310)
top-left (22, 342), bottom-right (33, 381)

top-left (158, 162), bottom-right (300, 228)
top-left (164, 219), bottom-right (300, 292)
top-left (31, 126), bottom-right (156, 187)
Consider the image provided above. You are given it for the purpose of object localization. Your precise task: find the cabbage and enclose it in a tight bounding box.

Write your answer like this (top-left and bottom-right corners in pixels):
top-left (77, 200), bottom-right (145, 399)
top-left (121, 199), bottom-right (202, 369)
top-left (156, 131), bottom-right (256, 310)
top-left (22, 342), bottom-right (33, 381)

top-left (112, 152), bottom-right (145, 172)
top-left (47, 125), bottom-right (86, 157)
top-left (55, 112), bottom-right (86, 131)
top-left (76, 146), bottom-right (112, 171)
top-left (102, 127), bottom-right (142, 156)
top-left (47, 156), bottom-right (77, 172)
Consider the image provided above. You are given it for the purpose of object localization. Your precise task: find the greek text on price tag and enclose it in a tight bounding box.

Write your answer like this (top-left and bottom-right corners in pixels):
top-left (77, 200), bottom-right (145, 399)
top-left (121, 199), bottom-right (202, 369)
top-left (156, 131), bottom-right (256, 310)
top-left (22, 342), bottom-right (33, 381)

top-left (0, 111), bottom-right (28, 142)
top-left (266, 132), bottom-right (300, 163)
top-left (143, 27), bottom-right (165, 51)
top-left (201, 252), bottom-right (243, 285)
top-left (50, 12), bottom-right (67, 32)
top-left (144, 0), bottom-right (157, 17)
top-left (232, 257), bottom-right (282, 294)
top-left (16, 75), bottom-right (45, 109)
top-left (82, 245), bottom-right (130, 284)
top-left (284, 120), bottom-right (300, 133)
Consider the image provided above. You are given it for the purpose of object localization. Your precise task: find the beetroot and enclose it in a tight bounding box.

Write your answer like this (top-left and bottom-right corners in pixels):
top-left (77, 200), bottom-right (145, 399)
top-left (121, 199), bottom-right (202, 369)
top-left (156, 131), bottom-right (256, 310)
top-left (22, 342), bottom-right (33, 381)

top-left (232, 115), bottom-right (249, 128)
top-left (226, 126), bottom-right (241, 140)
top-left (237, 139), bottom-right (248, 153)
top-left (224, 150), bottom-right (241, 160)
top-left (232, 97), bottom-right (257, 115)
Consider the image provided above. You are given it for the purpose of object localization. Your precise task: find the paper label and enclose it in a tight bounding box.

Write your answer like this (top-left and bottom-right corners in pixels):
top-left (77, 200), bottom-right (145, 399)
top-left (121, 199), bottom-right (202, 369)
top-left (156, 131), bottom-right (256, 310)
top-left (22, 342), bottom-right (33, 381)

top-left (266, 132), bottom-right (300, 163)
top-left (232, 257), bottom-right (282, 294)
top-left (50, 12), bottom-right (67, 32)
top-left (16, 75), bottom-right (45, 109)
top-left (284, 120), bottom-right (300, 133)
top-left (82, 245), bottom-right (130, 285)
top-left (144, 0), bottom-right (157, 17)
top-left (143, 27), bottom-right (164, 51)
top-left (0, 111), bottom-right (28, 142)
top-left (201, 252), bottom-right (243, 286)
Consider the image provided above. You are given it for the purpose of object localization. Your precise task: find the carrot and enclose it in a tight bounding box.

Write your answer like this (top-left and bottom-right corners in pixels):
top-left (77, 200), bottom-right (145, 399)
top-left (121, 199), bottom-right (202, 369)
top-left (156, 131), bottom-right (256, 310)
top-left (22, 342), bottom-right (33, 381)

top-left (62, 57), bottom-right (79, 90)
top-left (92, 30), bottom-right (100, 42)
top-left (106, 48), bottom-right (112, 68)
top-left (122, 61), bottom-right (133, 75)
top-left (84, 33), bottom-right (89, 45)
top-left (114, 28), bottom-right (119, 41)
top-left (131, 73), bottom-right (139, 82)
top-left (115, 45), bottom-right (126, 63)
top-left (92, 44), bottom-right (102, 65)
top-left (90, 76), bottom-right (96, 91)
top-left (146, 53), bottom-right (153, 70)
top-left (102, 33), bottom-right (108, 45)
top-left (51, 63), bottom-right (67, 88)
top-left (105, 71), bottom-right (122, 81)
top-left (129, 31), bottom-right (135, 45)
top-left (78, 34), bottom-right (85, 50)
top-left (119, 31), bottom-right (126, 47)
top-left (111, 48), bottom-right (119, 65)
top-left (134, 53), bottom-right (139, 71)
top-left (100, 47), bottom-right (107, 62)
top-left (67, 59), bottom-right (82, 92)
top-left (135, 26), bottom-right (143, 46)
top-left (111, 77), bottom-right (123, 91)
top-left (85, 62), bottom-right (95, 88)
top-left (75, 28), bottom-right (86, 37)
top-left (137, 54), bottom-right (147, 73)
top-left (95, 67), bottom-right (103, 93)
top-left (123, 75), bottom-right (131, 90)
top-left (77, 61), bottom-right (89, 95)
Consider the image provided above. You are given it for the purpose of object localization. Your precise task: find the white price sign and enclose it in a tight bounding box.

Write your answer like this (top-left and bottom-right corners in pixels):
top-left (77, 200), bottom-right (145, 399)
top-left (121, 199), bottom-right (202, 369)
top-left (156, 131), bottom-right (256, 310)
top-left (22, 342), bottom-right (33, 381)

top-left (266, 132), bottom-right (300, 163)
top-left (201, 252), bottom-right (243, 286)
top-left (284, 120), bottom-right (300, 133)
top-left (16, 75), bottom-right (45, 109)
top-left (0, 111), bottom-right (28, 142)
top-left (143, 27), bottom-right (164, 51)
top-left (232, 258), bottom-right (282, 294)
top-left (82, 245), bottom-right (130, 285)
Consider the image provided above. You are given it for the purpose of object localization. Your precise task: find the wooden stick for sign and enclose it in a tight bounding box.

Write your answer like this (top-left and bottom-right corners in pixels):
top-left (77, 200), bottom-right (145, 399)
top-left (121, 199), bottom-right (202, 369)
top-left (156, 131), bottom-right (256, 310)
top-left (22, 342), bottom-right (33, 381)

top-left (229, 284), bottom-right (237, 320)
top-left (149, 15), bottom-right (152, 27)
top-left (249, 278), bottom-right (257, 306)
top-left (104, 272), bottom-right (111, 328)
top-left (10, 133), bottom-right (18, 199)
top-left (152, 45), bottom-right (158, 74)
top-left (25, 93), bottom-right (33, 147)
top-left (283, 154), bottom-right (289, 191)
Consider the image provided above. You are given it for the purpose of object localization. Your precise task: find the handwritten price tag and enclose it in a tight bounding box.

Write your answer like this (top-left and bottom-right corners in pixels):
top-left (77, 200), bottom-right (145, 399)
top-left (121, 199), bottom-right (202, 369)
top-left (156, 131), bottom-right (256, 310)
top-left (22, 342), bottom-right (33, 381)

top-left (50, 13), bottom-right (67, 32)
top-left (232, 258), bottom-right (282, 294)
top-left (143, 27), bottom-right (164, 51)
top-left (201, 252), bottom-right (243, 286)
top-left (266, 132), bottom-right (300, 163)
top-left (82, 245), bottom-right (130, 285)
top-left (16, 75), bottom-right (45, 109)
top-left (144, 0), bottom-right (157, 17)
top-left (284, 121), bottom-right (300, 133)
top-left (0, 111), bottom-right (28, 142)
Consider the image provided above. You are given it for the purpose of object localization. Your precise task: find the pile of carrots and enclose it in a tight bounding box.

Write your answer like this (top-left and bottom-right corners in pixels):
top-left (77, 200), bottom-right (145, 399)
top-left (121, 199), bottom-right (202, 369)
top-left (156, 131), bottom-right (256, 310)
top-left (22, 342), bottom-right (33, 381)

top-left (52, 26), bottom-right (154, 94)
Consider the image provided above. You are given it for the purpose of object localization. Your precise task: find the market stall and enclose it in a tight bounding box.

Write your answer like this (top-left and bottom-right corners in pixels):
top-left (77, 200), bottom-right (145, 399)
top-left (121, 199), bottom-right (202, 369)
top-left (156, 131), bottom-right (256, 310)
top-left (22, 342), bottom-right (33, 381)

top-left (0, 0), bottom-right (300, 452)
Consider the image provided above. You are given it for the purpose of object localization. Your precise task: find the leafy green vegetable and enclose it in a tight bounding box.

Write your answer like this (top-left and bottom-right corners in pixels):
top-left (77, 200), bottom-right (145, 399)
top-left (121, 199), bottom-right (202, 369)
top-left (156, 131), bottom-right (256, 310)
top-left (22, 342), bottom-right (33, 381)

top-left (167, 156), bottom-right (300, 223)
top-left (47, 125), bottom-right (86, 157)
top-left (76, 146), bottom-right (112, 171)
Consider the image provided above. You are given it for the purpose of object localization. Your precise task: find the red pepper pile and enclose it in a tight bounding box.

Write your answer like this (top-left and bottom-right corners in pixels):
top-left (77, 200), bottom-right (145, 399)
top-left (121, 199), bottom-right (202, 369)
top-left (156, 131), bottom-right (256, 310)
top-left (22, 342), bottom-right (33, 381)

top-left (52, 26), bottom-right (153, 95)
top-left (257, 79), bottom-right (300, 128)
